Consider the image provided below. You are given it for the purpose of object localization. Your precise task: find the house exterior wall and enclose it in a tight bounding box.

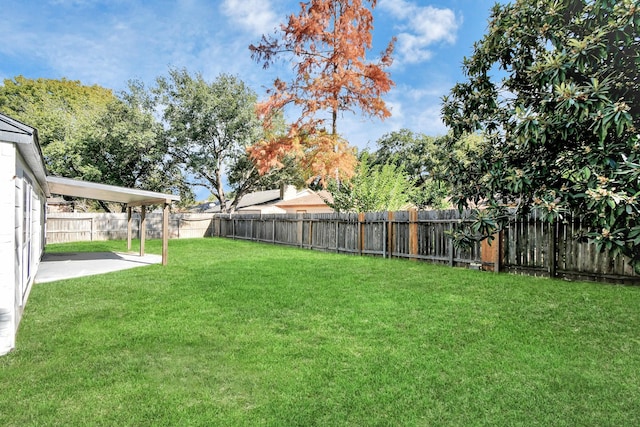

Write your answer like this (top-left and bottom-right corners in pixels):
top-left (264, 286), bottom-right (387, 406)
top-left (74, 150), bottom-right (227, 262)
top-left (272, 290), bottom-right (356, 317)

top-left (0, 141), bottom-right (18, 355)
top-left (0, 142), bottom-right (46, 355)
top-left (277, 205), bottom-right (334, 214)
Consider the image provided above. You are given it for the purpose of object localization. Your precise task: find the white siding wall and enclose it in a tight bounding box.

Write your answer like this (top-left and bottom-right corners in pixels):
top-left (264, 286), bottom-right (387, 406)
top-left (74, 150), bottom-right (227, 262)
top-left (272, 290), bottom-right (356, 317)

top-left (0, 142), bottom-right (17, 355)
top-left (0, 144), bottom-right (46, 356)
top-left (15, 152), bottom-right (45, 319)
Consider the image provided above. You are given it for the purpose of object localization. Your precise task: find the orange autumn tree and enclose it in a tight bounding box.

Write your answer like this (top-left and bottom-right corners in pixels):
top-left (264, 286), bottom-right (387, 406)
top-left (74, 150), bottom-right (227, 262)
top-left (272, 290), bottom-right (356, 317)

top-left (248, 0), bottom-right (395, 185)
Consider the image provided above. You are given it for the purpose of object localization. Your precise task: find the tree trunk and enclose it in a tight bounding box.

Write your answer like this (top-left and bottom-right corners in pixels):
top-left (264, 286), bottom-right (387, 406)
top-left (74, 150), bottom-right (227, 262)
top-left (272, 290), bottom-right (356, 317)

top-left (216, 168), bottom-right (227, 213)
top-left (98, 200), bottom-right (112, 213)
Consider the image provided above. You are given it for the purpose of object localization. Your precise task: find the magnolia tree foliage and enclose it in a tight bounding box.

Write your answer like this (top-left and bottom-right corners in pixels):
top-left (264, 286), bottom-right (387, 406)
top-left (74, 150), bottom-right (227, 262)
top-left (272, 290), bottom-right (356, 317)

top-left (327, 153), bottom-right (414, 213)
top-left (440, 0), bottom-right (640, 267)
top-left (248, 0), bottom-right (395, 184)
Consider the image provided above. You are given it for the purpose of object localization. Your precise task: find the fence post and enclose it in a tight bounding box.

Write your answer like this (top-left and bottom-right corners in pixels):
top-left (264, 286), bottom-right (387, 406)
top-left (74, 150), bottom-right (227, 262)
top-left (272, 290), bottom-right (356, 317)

top-left (449, 222), bottom-right (455, 267)
top-left (481, 231), bottom-right (502, 272)
top-left (409, 209), bottom-right (418, 260)
top-left (90, 217), bottom-right (94, 241)
top-left (548, 219), bottom-right (557, 278)
top-left (297, 214), bottom-right (303, 247)
top-left (358, 212), bottom-right (365, 255)
top-left (496, 230), bottom-right (502, 273)
top-left (387, 211), bottom-right (395, 258)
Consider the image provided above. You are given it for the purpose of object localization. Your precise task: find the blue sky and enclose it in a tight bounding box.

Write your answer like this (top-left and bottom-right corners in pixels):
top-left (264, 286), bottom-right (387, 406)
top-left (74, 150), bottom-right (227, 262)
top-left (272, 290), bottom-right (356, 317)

top-left (1, 0), bottom-right (499, 149)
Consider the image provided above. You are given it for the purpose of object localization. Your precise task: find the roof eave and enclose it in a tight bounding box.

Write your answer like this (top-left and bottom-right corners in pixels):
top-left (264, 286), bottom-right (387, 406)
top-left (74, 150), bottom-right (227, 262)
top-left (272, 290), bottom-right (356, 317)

top-left (0, 114), bottom-right (50, 196)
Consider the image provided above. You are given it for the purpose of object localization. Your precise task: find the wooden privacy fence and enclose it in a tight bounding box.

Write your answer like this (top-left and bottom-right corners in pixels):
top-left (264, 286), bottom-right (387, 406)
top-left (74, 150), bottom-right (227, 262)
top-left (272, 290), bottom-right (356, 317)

top-left (501, 209), bottom-right (639, 283)
top-left (213, 210), bottom-right (483, 268)
top-left (213, 210), bottom-right (640, 284)
top-left (47, 210), bottom-right (640, 284)
top-left (46, 212), bottom-right (214, 243)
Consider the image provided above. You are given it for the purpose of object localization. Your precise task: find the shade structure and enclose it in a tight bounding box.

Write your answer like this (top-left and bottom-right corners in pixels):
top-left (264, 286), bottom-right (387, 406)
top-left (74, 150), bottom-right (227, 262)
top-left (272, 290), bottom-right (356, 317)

top-left (47, 176), bottom-right (180, 206)
top-left (46, 176), bottom-right (180, 265)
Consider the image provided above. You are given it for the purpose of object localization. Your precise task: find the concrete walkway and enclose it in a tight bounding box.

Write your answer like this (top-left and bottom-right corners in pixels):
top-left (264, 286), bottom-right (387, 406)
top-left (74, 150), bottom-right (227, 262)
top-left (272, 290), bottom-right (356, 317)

top-left (35, 252), bottom-right (162, 283)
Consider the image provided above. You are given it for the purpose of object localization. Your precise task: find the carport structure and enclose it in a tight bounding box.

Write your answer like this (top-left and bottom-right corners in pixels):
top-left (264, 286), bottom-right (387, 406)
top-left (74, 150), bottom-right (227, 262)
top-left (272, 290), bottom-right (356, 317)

top-left (46, 176), bottom-right (180, 265)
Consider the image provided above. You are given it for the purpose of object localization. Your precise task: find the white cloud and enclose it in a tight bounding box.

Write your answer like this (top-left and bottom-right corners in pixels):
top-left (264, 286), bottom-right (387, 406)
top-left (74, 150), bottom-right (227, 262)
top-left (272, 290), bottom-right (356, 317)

top-left (415, 105), bottom-right (447, 135)
top-left (220, 0), bottom-right (279, 36)
top-left (379, 0), bottom-right (460, 65)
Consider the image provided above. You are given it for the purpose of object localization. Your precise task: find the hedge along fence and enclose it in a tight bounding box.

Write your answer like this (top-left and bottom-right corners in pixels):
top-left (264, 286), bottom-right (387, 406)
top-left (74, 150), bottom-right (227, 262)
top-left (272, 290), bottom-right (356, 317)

top-left (47, 210), bottom-right (640, 284)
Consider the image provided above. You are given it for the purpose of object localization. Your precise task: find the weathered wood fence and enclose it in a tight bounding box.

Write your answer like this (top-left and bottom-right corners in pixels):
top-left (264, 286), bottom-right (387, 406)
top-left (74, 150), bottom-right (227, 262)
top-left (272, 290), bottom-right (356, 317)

top-left (213, 210), bottom-right (481, 267)
top-left (501, 209), bottom-right (639, 283)
top-left (46, 212), bottom-right (213, 243)
top-left (47, 210), bottom-right (640, 284)
top-left (213, 210), bottom-right (639, 284)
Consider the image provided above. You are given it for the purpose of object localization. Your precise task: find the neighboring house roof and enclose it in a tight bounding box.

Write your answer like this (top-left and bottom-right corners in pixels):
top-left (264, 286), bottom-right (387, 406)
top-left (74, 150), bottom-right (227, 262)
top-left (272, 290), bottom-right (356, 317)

top-left (236, 189), bottom-right (281, 209)
top-left (275, 190), bottom-right (333, 208)
top-left (201, 187), bottom-right (333, 214)
top-left (199, 189), bottom-right (282, 213)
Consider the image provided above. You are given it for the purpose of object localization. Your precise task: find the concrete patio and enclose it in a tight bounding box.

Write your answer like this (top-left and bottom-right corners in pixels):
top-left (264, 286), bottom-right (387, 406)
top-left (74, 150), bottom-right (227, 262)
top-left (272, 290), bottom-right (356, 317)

top-left (35, 252), bottom-right (162, 283)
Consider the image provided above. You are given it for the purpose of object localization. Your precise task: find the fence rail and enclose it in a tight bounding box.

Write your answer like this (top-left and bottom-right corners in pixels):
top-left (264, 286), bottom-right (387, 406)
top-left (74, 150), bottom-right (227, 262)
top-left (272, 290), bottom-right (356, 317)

top-left (46, 210), bottom-right (640, 284)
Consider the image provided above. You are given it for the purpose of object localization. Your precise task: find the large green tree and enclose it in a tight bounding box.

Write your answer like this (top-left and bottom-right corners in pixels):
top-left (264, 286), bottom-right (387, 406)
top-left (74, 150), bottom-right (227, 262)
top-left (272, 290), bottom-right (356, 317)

top-left (78, 82), bottom-right (193, 210)
top-left (0, 76), bottom-right (113, 170)
top-left (441, 0), bottom-right (640, 267)
top-left (0, 76), bottom-right (186, 211)
top-left (155, 69), bottom-right (276, 212)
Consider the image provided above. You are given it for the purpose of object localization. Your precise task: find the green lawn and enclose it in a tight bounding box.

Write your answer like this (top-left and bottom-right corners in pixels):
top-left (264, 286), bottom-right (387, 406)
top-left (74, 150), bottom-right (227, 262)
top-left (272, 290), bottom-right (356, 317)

top-left (2, 238), bottom-right (640, 426)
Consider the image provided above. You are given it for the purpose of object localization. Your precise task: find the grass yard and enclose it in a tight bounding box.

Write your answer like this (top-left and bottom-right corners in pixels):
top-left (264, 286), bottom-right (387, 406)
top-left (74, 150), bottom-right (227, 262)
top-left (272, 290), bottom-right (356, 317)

top-left (2, 238), bottom-right (640, 426)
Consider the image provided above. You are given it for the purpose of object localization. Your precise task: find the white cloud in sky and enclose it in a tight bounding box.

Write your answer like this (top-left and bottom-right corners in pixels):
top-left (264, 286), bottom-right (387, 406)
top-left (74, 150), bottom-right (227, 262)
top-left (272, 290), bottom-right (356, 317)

top-left (220, 0), bottom-right (279, 36)
top-left (379, 0), bottom-right (461, 65)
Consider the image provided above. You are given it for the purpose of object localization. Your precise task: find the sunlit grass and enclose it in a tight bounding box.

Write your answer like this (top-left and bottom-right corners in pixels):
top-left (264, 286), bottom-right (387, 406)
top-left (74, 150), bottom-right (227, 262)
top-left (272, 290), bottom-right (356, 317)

top-left (2, 238), bottom-right (639, 426)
